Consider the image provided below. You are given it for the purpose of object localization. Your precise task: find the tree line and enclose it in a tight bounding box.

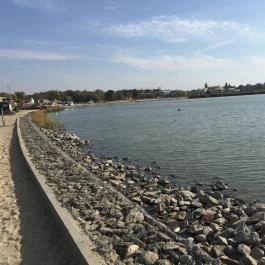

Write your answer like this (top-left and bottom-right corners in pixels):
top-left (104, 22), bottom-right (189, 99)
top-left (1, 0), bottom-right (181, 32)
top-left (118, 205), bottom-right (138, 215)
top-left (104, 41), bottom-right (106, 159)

top-left (2, 82), bottom-right (265, 103)
top-left (0, 88), bottom-right (187, 103)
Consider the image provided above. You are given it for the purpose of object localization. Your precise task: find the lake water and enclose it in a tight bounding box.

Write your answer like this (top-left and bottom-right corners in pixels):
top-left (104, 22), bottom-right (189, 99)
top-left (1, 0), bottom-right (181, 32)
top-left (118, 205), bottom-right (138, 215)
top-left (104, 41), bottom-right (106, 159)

top-left (50, 95), bottom-right (265, 202)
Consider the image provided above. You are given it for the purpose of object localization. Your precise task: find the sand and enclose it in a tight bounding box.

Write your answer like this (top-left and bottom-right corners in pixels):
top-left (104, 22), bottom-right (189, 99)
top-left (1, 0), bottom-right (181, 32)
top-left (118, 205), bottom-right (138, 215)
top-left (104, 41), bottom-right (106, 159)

top-left (0, 113), bottom-right (23, 265)
top-left (0, 111), bottom-right (74, 265)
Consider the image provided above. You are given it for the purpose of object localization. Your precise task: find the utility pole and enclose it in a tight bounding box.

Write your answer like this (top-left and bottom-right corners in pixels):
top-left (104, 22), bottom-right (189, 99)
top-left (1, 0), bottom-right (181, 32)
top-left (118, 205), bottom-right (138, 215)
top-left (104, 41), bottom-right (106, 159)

top-left (1, 108), bottom-right (5, 126)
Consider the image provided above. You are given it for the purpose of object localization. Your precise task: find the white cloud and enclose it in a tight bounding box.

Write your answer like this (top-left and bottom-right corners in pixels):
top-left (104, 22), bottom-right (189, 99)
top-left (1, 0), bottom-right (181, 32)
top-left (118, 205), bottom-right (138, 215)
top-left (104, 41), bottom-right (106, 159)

top-left (107, 16), bottom-right (257, 42)
top-left (196, 39), bottom-right (235, 54)
top-left (0, 49), bottom-right (78, 60)
top-left (112, 53), bottom-right (236, 71)
top-left (8, 0), bottom-right (66, 12)
top-left (248, 56), bottom-right (265, 66)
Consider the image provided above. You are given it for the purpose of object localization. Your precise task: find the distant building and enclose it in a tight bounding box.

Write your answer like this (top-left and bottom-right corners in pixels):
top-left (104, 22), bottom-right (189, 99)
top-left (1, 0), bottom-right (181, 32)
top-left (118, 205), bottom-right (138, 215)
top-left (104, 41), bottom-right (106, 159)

top-left (0, 97), bottom-right (8, 102)
top-left (0, 100), bottom-right (13, 114)
top-left (163, 90), bottom-right (171, 95)
top-left (207, 85), bottom-right (224, 93)
top-left (67, 100), bottom-right (74, 106)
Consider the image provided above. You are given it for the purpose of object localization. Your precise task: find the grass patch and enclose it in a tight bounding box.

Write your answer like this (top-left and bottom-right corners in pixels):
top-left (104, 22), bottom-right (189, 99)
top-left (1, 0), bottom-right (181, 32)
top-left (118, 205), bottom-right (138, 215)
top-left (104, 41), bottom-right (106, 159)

top-left (31, 107), bottom-right (64, 129)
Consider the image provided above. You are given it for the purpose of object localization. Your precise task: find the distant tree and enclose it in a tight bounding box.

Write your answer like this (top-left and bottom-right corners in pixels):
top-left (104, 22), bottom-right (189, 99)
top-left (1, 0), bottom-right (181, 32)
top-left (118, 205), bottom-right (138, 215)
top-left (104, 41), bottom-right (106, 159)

top-left (238, 85), bottom-right (244, 91)
top-left (14, 91), bottom-right (25, 103)
top-left (93, 89), bottom-right (105, 102)
top-left (47, 90), bottom-right (62, 101)
top-left (115, 90), bottom-right (124, 100)
top-left (0, 92), bottom-right (9, 97)
top-left (132, 89), bottom-right (140, 99)
top-left (15, 91), bottom-right (25, 99)
top-left (65, 96), bottom-right (72, 102)
top-left (104, 90), bottom-right (116, 101)
top-left (255, 83), bottom-right (264, 91)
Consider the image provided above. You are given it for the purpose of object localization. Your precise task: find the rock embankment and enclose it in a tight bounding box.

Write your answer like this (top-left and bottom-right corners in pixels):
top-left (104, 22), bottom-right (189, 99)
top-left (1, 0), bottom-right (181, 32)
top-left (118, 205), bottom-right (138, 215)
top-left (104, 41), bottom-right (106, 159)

top-left (20, 114), bottom-right (265, 265)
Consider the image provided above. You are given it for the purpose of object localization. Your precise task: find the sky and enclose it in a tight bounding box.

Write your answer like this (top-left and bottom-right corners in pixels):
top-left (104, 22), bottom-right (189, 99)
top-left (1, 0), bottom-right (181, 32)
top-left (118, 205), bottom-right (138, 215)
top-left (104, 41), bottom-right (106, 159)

top-left (1, 0), bottom-right (265, 93)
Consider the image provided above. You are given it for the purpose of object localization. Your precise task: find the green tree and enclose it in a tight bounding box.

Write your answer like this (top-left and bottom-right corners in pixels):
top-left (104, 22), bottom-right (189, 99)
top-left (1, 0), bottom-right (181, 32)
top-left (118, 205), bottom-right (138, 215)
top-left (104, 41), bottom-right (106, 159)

top-left (104, 90), bottom-right (116, 101)
top-left (14, 91), bottom-right (25, 101)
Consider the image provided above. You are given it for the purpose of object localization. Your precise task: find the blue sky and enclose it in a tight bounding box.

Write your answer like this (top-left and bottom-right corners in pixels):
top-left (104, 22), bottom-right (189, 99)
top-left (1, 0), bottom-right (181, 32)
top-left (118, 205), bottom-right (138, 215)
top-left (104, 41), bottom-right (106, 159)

top-left (1, 0), bottom-right (265, 93)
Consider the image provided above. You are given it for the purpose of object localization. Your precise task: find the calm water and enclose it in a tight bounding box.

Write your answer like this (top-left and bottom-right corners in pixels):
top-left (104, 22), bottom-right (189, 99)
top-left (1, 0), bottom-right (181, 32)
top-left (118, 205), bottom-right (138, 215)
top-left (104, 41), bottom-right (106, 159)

top-left (50, 95), bottom-right (265, 201)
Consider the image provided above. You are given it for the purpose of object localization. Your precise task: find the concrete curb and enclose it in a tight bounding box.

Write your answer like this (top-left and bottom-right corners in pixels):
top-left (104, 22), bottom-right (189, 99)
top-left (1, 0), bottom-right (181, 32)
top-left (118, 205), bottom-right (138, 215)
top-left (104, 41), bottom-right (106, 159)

top-left (17, 117), bottom-right (107, 265)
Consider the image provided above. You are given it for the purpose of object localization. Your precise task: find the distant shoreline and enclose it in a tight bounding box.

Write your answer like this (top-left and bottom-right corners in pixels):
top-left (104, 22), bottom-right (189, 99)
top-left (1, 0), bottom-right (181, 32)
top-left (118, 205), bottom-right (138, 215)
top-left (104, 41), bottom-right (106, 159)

top-left (73, 96), bottom-right (187, 107)
top-left (69, 92), bottom-right (265, 108)
top-left (188, 90), bottom-right (265, 99)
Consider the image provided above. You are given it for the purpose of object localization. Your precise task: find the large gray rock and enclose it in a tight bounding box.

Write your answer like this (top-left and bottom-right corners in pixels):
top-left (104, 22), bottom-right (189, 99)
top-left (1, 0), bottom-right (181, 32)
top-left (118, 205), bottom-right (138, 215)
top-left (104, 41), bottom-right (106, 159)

top-left (256, 203), bottom-right (265, 212)
top-left (219, 227), bottom-right (234, 238)
top-left (180, 190), bottom-right (196, 200)
top-left (241, 253), bottom-right (257, 265)
top-left (176, 211), bottom-right (187, 220)
top-left (224, 245), bottom-right (237, 257)
top-left (154, 259), bottom-right (172, 265)
top-left (139, 251), bottom-right (159, 265)
top-left (196, 234), bottom-right (207, 243)
top-left (250, 247), bottom-right (264, 260)
top-left (245, 207), bottom-right (258, 216)
top-left (187, 223), bottom-right (203, 234)
top-left (179, 255), bottom-right (192, 264)
top-left (125, 208), bottom-right (144, 223)
top-left (234, 231), bottom-right (260, 245)
top-left (202, 225), bottom-right (213, 237)
top-left (201, 209), bottom-right (215, 222)
top-left (126, 244), bottom-right (139, 257)
top-left (197, 190), bottom-right (219, 205)
top-left (254, 221), bottom-right (265, 236)
top-left (215, 235), bottom-right (228, 246)
top-left (155, 202), bottom-right (166, 213)
top-left (215, 180), bottom-right (228, 190)
top-left (210, 222), bottom-right (222, 233)
top-left (211, 245), bottom-right (226, 258)
top-left (214, 217), bottom-right (227, 226)
top-left (155, 242), bottom-right (187, 255)
top-left (230, 214), bottom-right (240, 223)
top-left (247, 212), bottom-right (265, 225)
top-left (192, 245), bottom-right (221, 264)
top-left (237, 244), bottom-right (251, 255)
top-left (212, 191), bottom-right (224, 200)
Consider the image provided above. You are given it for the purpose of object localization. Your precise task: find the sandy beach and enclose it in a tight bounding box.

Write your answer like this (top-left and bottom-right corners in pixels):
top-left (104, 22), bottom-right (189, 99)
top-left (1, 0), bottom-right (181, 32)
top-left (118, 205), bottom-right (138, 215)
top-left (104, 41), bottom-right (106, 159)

top-left (0, 111), bottom-right (74, 265)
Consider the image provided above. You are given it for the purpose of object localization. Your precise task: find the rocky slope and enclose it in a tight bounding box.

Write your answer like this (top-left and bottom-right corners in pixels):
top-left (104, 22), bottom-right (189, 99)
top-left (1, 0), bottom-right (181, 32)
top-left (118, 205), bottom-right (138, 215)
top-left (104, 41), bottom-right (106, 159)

top-left (20, 114), bottom-right (265, 265)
